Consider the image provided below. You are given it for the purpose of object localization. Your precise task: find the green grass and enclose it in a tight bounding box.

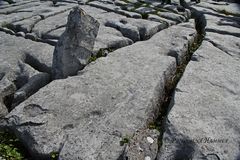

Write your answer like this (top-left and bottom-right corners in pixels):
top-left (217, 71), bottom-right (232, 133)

top-left (88, 48), bottom-right (114, 63)
top-left (50, 151), bottom-right (59, 160)
top-left (148, 33), bottom-right (205, 148)
top-left (0, 130), bottom-right (60, 160)
top-left (0, 130), bottom-right (25, 160)
top-left (120, 136), bottom-right (130, 146)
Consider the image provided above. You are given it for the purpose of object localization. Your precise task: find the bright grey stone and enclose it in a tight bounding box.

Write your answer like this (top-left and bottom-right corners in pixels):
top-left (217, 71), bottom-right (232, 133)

top-left (204, 13), bottom-right (240, 37)
top-left (0, 32), bottom-right (53, 109)
top-left (127, 129), bottom-right (159, 160)
top-left (52, 6), bottom-right (100, 79)
top-left (197, 1), bottom-right (240, 16)
top-left (205, 32), bottom-right (240, 59)
top-left (114, 0), bottom-right (128, 6)
top-left (148, 14), bottom-right (176, 26)
top-left (121, 18), bottom-right (167, 40)
top-left (13, 15), bottom-right (42, 33)
top-left (157, 11), bottom-right (186, 23)
top-left (94, 25), bottom-right (134, 51)
top-left (0, 1), bottom-right (40, 14)
top-left (0, 76), bottom-right (16, 117)
top-left (105, 20), bottom-right (141, 42)
top-left (0, 27), bottom-right (15, 35)
top-left (106, 17), bottom-right (165, 41)
top-left (4, 25), bottom-right (196, 159)
top-left (12, 72), bottom-right (50, 107)
top-left (32, 11), bottom-right (69, 38)
top-left (88, 1), bottom-right (142, 18)
top-left (158, 40), bottom-right (240, 160)
top-left (135, 7), bottom-right (156, 14)
top-left (16, 31), bottom-right (25, 37)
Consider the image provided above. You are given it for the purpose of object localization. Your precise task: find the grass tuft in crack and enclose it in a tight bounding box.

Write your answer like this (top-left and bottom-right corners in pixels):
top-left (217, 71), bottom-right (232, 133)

top-left (120, 136), bottom-right (130, 146)
top-left (88, 48), bottom-right (114, 63)
top-left (148, 33), bottom-right (204, 147)
top-left (0, 130), bottom-right (27, 160)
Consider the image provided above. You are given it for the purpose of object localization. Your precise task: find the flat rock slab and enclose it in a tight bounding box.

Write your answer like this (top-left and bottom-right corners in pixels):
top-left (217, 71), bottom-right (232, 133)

top-left (197, 1), bottom-right (240, 16)
top-left (0, 32), bottom-right (53, 75)
top-left (158, 39), bottom-right (240, 159)
top-left (4, 24), bottom-right (196, 159)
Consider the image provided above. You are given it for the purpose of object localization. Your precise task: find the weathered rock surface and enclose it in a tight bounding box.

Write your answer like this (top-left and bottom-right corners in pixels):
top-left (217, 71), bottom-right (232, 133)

top-left (0, 32), bottom-right (53, 112)
top-left (157, 11), bottom-right (186, 23)
top-left (197, 0), bottom-right (240, 16)
top-left (4, 24), bottom-right (196, 159)
top-left (1, 0), bottom-right (239, 159)
top-left (0, 0), bottom-right (192, 55)
top-left (52, 6), bottom-right (100, 79)
top-left (88, 1), bottom-right (142, 18)
top-left (158, 39), bottom-right (240, 160)
top-left (158, 2), bottom-right (240, 159)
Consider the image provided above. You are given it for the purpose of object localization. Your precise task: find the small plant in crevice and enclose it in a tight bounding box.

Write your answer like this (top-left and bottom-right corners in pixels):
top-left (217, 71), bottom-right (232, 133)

top-left (50, 151), bottom-right (59, 160)
top-left (120, 136), bottom-right (130, 146)
top-left (141, 13), bottom-right (149, 19)
top-left (0, 130), bottom-right (28, 160)
top-left (88, 48), bottom-right (114, 63)
top-left (148, 32), bottom-right (205, 150)
top-left (1, 22), bottom-right (12, 29)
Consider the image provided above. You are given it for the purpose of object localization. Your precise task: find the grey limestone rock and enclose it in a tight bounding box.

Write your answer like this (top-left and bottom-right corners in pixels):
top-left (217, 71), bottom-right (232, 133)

top-left (105, 20), bottom-right (141, 42)
top-left (135, 7), bottom-right (156, 14)
top-left (157, 11), bottom-right (186, 23)
top-left (126, 129), bottom-right (160, 160)
top-left (0, 75), bottom-right (16, 117)
top-left (158, 40), bottom-right (240, 160)
top-left (52, 6), bottom-right (100, 79)
top-left (4, 24), bottom-right (196, 159)
top-left (16, 31), bottom-right (25, 37)
top-left (0, 32), bottom-right (53, 111)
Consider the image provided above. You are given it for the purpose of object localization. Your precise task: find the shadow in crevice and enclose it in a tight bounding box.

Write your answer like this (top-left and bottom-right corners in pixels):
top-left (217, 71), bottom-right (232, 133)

top-left (157, 120), bottom-right (207, 160)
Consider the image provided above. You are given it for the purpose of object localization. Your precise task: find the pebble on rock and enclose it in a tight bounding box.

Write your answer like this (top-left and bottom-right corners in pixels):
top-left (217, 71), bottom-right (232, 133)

top-left (147, 137), bottom-right (154, 144)
top-left (145, 156), bottom-right (151, 160)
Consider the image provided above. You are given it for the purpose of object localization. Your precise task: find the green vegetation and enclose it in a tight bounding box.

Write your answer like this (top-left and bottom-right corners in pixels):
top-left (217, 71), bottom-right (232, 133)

top-left (1, 22), bottom-right (12, 29)
top-left (0, 130), bottom-right (25, 160)
top-left (120, 136), bottom-right (130, 146)
top-left (148, 33), bottom-right (205, 149)
top-left (50, 151), bottom-right (59, 160)
top-left (88, 48), bottom-right (114, 63)
top-left (0, 130), bottom-right (60, 160)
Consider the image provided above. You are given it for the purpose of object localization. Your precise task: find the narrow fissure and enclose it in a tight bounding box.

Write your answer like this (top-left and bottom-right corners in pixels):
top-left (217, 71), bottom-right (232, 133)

top-left (0, 1), bottom-right (207, 159)
top-left (151, 2), bottom-right (207, 158)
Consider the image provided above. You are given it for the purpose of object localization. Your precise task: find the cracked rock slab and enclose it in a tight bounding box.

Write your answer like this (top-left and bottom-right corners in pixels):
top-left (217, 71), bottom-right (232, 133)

top-left (4, 25), bottom-right (196, 159)
top-left (158, 40), bottom-right (240, 160)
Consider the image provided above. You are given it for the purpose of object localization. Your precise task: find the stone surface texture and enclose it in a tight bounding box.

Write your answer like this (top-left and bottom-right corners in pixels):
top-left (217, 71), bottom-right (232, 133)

top-left (158, 1), bottom-right (240, 159)
top-left (52, 6), bottom-right (100, 79)
top-left (0, 0), bottom-right (239, 159)
top-left (4, 25), bottom-right (195, 159)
